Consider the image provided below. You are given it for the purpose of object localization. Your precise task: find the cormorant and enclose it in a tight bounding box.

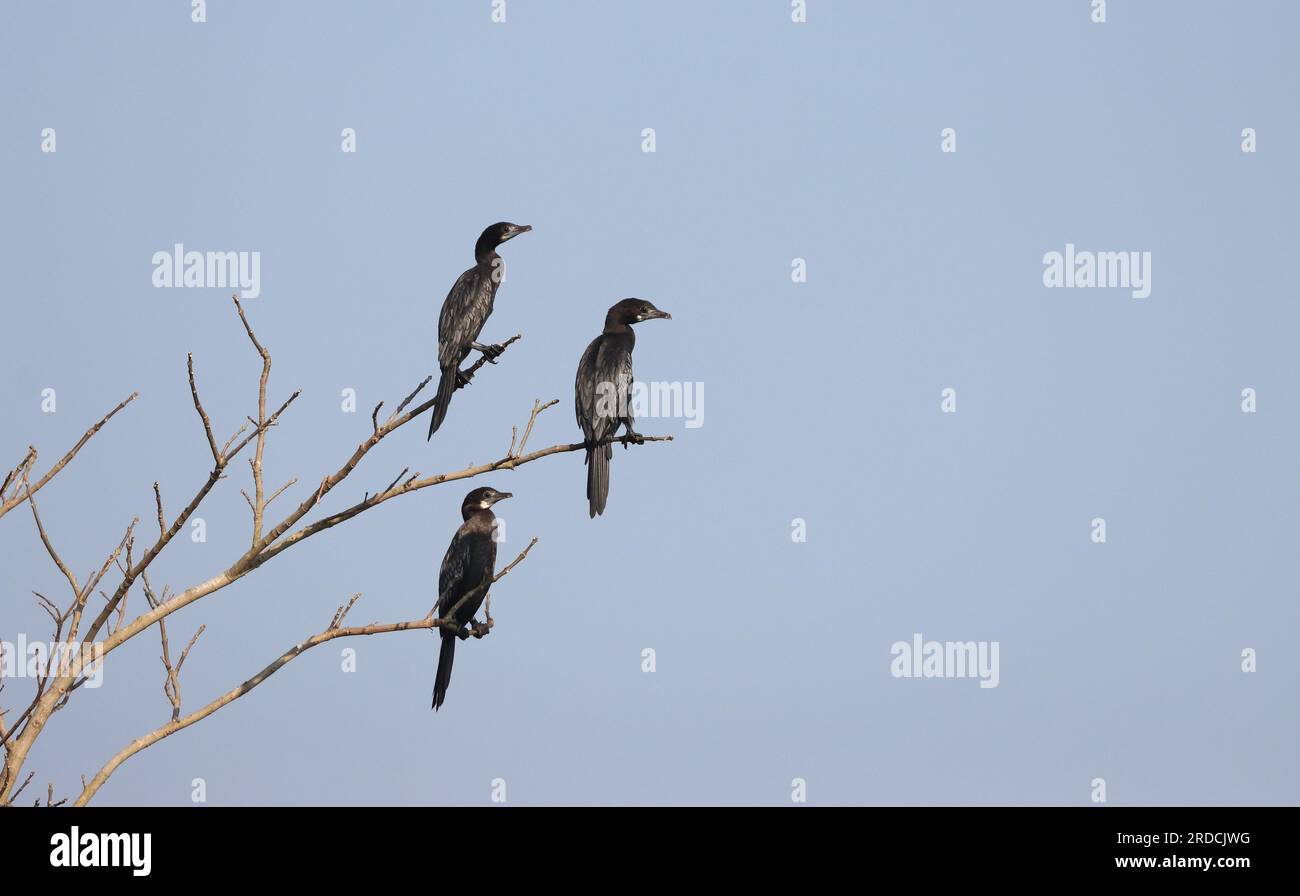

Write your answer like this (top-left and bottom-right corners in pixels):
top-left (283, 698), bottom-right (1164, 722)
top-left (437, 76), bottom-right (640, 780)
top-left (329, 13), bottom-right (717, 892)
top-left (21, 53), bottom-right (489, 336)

top-left (574, 298), bottom-right (671, 517)
top-left (432, 486), bottom-right (512, 711)
top-left (427, 222), bottom-right (532, 438)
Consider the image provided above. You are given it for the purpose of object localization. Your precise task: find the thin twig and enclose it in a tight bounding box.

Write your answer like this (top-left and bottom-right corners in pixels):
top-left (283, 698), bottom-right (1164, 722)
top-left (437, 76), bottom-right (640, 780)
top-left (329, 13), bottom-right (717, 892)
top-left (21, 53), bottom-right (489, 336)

top-left (153, 483), bottom-right (165, 537)
top-left (514, 399), bottom-right (558, 458)
top-left (0, 392), bottom-right (137, 520)
top-left (187, 355), bottom-right (220, 463)
top-left (23, 470), bottom-right (80, 599)
top-left (76, 540), bottom-right (539, 806)
top-left (4, 296), bottom-right (666, 806)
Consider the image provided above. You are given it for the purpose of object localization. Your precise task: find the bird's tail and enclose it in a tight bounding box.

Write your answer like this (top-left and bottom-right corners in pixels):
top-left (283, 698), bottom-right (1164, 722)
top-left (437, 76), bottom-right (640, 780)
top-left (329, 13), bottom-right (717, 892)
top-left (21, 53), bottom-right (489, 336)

top-left (432, 630), bottom-right (455, 711)
top-left (427, 366), bottom-right (457, 440)
top-left (586, 443), bottom-right (611, 518)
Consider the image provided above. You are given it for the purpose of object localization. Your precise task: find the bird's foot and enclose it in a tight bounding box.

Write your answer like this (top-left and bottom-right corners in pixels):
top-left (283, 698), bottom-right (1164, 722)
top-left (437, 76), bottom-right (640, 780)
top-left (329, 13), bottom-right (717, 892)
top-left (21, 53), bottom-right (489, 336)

top-left (474, 342), bottom-right (506, 364)
top-left (623, 429), bottom-right (645, 449)
top-left (456, 624), bottom-right (472, 641)
top-left (456, 368), bottom-right (472, 388)
top-left (469, 619), bottom-right (492, 639)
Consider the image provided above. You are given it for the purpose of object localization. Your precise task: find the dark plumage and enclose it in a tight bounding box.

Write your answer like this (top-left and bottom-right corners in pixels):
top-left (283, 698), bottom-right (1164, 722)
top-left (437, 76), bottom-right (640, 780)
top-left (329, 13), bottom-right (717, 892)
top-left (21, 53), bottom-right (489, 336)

top-left (574, 298), bottom-right (671, 517)
top-left (427, 222), bottom-right (532, 439)
top-left (432, 486), bottom-right (511, 711)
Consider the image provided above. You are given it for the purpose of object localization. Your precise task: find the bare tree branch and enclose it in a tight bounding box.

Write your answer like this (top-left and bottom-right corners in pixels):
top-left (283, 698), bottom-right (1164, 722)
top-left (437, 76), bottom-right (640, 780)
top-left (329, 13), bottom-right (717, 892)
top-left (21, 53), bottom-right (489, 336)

top-left (262, 426), bottom-right (668, 567)
top-left (80, 377), bottom-right (299, 647)
top-left (153, 482), bottom-right (165, 537)
top-left (4, 771), bottom-right (35, 806)
top-left (0, 645), bottom-right (7, 745)
top-left (24, 474), bottom-right (80, 599)
top-left (232, 295), bottom-right (274, 544)
top-left (68, 520), bottom-right (137, 644)
top-left (3, 294), bottom-right (670, 806)
top-left (0, 447), bottom-right (35, 507)
top-left (2, 335), bottom-right (304, 801)
top-left (266, 477), bottom-right (297, 508)
top-left (0, 391), bottom-right (137, 521)
top-left (187, 353), bottom-right (220, 464)
top-left (510, 399), bottom-right (559, 458)
top-left (74, 539), bottom-right (537, 806)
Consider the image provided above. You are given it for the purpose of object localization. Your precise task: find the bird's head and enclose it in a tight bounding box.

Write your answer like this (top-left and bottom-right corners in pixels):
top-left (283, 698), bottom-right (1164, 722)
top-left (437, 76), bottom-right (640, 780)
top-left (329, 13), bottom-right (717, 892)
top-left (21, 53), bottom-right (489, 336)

top-left (476, 222), bottom-right (532, 258)
top-left (606, 298), bottom-right (672, 327)
top-left (461, 486), bottom-right (512, 519)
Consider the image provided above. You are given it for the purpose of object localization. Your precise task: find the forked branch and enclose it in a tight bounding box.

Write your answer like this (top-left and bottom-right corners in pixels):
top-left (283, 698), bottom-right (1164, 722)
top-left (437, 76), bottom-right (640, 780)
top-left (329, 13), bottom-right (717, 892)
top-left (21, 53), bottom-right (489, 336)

top-left (73, 538), bottom-right (539, 805)
top-left (4, 293), bottom-right (672, 807)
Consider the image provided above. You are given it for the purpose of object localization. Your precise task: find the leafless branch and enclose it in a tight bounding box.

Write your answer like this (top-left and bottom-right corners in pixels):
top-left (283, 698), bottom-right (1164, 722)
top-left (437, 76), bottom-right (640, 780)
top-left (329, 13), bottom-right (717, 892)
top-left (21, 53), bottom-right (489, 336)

top-left (512, 399), bottom-right (559, 458)
top-left (69, 520), bottom-right (137, 643)
top-left (187, 354), bottom-right (220, 464)
top-left (0, 447), bottom-right (35, 507)
top-left (5, 771), bottom-right (35, 806)
top-left (153, 482), bottom-right (165, 537)
top-left (266, 477), bottom-right (297, 508)
top-left (0, 391), bottom-right (137, 521)
top-left (329, 594), bottom-right (362, 630)
top-left (159, 620), bottom-right (205, 724)
top-left (75, 538), bottom-right (536, 806)
top-left (233, 295), bottom-right (274, 544)
top-left (3, 294), bottom-right (669, 807)
top-left (258, 417), bottom-right (667, 567)
top-left (23, 471), bottom-right (80, 601)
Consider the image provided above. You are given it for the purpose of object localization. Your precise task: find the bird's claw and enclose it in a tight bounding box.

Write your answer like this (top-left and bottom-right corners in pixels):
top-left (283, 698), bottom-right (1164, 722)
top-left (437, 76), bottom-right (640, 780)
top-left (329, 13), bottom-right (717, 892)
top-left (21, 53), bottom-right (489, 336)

top-left (623, 430), bottom-right (645, 449)
top-left (482, 343), bottom-right (505, 364)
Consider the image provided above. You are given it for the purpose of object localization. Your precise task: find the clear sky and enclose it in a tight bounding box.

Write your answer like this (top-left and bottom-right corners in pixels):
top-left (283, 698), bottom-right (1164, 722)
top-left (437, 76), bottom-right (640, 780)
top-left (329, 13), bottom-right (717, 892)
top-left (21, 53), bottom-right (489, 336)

top-left (1, 1), bottom-right (1297, 805)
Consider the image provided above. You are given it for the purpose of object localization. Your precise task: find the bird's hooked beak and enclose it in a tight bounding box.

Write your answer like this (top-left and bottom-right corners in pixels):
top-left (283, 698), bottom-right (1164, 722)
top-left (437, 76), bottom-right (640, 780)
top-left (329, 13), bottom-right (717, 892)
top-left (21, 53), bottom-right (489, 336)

top-left (489, 491), bottom-right (513, 504)
top-left (501, 224), bottom-right (532, 242)
top-left (642, 308), bottom-right (671, 321)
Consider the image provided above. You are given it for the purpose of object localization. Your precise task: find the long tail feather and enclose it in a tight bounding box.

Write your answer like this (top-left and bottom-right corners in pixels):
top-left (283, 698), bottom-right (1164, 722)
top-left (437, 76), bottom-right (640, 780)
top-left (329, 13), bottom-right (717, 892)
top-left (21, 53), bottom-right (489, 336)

top-left (432, 631), bottom-right (455, 711)
top-left (586, 444), bottom-right (610, 518)
top-left (427, 366), bottom-right (457, 439)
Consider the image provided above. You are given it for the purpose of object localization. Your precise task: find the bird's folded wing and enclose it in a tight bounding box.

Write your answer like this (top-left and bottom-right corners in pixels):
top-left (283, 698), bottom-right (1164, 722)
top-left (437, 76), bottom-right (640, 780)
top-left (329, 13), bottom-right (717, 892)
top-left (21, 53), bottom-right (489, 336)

top-left (437, 269), bottom-right (493, 370)
top-left (437, 531), bottom-right (470, 616)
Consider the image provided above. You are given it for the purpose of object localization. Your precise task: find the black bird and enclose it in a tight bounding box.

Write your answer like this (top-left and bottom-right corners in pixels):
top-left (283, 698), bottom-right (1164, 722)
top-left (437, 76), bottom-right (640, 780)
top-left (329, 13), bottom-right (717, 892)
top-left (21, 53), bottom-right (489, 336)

top-left (574, 298), bottom-right (671, 517)
top-left (433, 486), bottom-right (512, 711)
top-left (427, 222), bottom-right (532, 439)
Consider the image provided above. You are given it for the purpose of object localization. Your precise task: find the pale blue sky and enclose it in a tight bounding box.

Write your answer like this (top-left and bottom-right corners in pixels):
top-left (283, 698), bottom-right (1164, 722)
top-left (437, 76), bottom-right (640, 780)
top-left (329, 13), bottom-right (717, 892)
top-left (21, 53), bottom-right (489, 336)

top-left (1, 1), bottom-right (1297, 805)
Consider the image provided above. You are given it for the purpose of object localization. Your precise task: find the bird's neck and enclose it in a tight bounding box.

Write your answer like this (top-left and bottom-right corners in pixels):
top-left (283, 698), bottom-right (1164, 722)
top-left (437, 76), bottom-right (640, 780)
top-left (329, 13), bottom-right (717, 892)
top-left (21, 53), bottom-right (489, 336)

top-left (473, 236), bottom-right (500, 264)
top-left (461, 507), bottom-right (496, 525)
top-left (602, 319), bottom-right (634, 337)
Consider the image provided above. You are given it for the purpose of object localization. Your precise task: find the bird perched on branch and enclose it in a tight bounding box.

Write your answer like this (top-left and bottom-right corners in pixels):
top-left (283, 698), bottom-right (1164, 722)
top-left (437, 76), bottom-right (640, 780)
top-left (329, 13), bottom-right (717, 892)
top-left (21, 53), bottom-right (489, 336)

top-left (575, 299), bottom-right (671, 517)
top-left (427, 222), bottom-right (532, 438)
top-left (433, 486), bottom-right (512, 711)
